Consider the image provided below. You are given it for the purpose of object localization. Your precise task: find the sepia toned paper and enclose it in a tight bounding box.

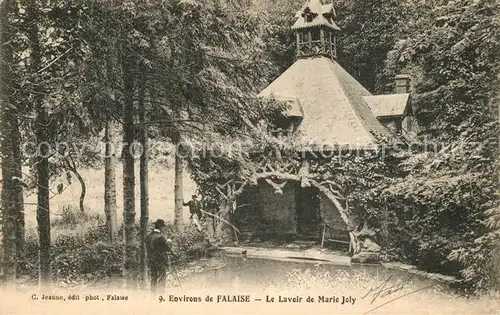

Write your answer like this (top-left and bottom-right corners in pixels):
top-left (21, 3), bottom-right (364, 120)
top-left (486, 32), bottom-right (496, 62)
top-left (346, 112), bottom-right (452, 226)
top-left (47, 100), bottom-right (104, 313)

top-left (1, 0), bottom-right (499, 314)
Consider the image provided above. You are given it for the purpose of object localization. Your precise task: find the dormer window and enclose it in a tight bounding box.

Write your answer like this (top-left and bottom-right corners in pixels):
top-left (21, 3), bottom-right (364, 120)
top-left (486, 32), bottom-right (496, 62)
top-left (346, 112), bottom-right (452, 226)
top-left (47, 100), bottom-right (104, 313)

top-left (302, 7), bottom-right (316, 23)
top-left (270, 114), bottom-right (302, 138)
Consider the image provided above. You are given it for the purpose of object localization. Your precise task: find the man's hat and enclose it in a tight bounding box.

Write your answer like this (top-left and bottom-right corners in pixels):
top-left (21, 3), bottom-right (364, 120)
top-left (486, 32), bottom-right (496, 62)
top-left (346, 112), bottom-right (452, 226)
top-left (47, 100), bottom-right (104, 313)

top-left (154, 219), bottom-right (166, 228)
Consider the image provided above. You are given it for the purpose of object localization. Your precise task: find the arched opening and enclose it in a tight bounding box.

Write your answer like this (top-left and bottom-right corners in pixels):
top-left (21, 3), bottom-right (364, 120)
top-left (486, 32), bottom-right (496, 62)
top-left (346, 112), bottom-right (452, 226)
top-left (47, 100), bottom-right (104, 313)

top-left (233, 178), bottom-right (350, 249)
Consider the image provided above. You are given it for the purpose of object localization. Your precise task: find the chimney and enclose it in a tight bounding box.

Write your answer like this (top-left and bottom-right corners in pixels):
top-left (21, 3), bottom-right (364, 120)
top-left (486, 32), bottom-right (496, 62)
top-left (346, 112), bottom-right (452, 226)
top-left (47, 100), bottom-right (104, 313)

top-left (395, 74), bottom-right (411, 94)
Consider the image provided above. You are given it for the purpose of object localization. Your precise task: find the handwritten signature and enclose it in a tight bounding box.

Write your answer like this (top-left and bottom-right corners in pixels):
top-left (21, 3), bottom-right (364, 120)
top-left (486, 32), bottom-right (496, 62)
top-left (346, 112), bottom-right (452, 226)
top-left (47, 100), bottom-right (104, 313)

top-left (361, 274), bottom-right (435, 314)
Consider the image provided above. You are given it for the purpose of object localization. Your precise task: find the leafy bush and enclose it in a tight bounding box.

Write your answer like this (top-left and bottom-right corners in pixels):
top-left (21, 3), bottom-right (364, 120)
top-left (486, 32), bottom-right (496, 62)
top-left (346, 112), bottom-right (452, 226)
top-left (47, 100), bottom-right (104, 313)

top-left (365, 150), bottom-right (499, 293)
top-left (374, 0), bottom-right (500, 293)
top-left (23, 217), bottom-right (215, 287)
top-left (23, 230), bottom-right (42, 281)
top-left (52, 205), bottom-right (103, 229)
top-left (170, 224), bottom-right (211, 262)
top-left (23, 225), bottom-right (123, 287)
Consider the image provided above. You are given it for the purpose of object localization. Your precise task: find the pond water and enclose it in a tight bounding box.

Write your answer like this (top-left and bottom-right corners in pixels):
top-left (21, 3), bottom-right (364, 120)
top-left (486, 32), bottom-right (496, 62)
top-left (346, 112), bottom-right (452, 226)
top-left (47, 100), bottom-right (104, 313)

top-left (175, 254), bottom-right (442, 293)
top-left (3, 253), bottom-right (498, 315)
top-left (161, 253), bottom-right (499, 315)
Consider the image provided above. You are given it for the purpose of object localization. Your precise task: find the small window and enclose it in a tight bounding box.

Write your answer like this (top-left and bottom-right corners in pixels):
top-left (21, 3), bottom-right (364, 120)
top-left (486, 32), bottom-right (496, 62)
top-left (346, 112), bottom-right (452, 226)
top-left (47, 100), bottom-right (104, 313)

top-left (311, 29), bottom-right (320, 41)
top-left (299, 32), bottom-right (306, 43)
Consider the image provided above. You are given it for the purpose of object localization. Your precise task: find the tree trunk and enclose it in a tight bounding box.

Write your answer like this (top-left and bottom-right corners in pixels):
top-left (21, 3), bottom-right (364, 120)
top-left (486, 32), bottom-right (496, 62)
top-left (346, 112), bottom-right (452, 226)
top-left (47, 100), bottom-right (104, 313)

top-left (74, 167), bottom-right (86, 212)
top-left (104, 23), bottom-right (119, 243)
top-left (215, 199), bottom-right (234, 244)
top-left (310, 180), bottom-right (381, 263)
top-left (0, 142), bottom-right (16, 284)
top-left (1, 114), bottom-right (16, 284)
top-left (0, 0), bottom-right (17, 284)
top-left (121, 52), bottom-right (137, 289)
top-left (174, 144), bottom-right (183, 229)
top-left (63, 157), bottom-right (86, 214)
top-left (138, 73), bottom-right (149, 287)
top-left (104, 122), bottom-right (118, 242)
top-left (36, 120), bottom-right (51, 287)
top-left (12, 114), bottom-right (25, 273)
top-left (26, 2), bottom-right (52, 288)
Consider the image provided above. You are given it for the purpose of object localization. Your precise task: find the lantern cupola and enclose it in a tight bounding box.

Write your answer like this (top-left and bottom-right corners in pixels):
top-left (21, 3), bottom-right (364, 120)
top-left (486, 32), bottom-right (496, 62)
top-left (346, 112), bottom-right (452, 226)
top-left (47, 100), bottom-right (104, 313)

top-left (292, 0), bottom-right (339, 60)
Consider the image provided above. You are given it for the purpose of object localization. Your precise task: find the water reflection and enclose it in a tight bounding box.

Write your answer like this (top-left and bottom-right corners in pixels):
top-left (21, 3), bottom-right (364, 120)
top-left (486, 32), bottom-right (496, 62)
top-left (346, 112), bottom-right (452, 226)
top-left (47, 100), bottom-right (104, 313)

top-left (174, 255), bottom-right (444, 295)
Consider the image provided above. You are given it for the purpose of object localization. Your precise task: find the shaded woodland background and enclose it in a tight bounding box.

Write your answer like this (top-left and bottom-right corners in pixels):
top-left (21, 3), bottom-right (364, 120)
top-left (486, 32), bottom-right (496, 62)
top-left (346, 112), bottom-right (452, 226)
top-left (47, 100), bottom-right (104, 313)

top-left (0, 0), bottom-right (498, 295)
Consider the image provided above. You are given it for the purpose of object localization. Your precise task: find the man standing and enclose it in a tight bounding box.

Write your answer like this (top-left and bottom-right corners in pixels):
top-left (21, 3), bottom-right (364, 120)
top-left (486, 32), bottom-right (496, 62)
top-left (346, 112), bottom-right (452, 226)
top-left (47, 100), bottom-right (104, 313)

top-left (183, 195), bottom-right (202, 221)
top-left (146, 219), bottom-right (174, 294)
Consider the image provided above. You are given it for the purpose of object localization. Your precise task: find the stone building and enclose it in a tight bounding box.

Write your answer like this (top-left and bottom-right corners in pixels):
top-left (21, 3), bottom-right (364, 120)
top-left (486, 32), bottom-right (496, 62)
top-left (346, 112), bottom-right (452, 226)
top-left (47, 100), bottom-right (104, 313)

top-left (234, 0), bottom-right (413, 247)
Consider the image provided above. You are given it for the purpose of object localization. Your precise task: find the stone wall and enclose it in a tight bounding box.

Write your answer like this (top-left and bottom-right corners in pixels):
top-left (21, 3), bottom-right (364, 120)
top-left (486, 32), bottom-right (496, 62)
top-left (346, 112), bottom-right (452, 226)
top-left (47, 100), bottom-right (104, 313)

top-left (234, 180), bottom-right (297, 238)
top-left (234, 185), bottom-right (263, 237)
top-left (319, 194), bottom-right (349, 240)
top-left (258, 179), bottom-right (297, 236)
top-left (235, 180), bottom-right (350, 241)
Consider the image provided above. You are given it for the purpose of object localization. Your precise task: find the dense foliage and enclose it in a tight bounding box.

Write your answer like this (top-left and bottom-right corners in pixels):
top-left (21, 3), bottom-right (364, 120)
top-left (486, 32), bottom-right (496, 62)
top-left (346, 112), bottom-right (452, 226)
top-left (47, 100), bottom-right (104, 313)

top-left (253, 0), bottom-right (500, 292)
top-left (377, 0), bottom-right (499, 292)
top-left (22, 206), bottom-right (210, 287)
top-left (183, 0), bottom-right (500, 292)
top-left (1, 0), bottom-right (286, 286)
top-left (1, 0), bottom-right (498, 294)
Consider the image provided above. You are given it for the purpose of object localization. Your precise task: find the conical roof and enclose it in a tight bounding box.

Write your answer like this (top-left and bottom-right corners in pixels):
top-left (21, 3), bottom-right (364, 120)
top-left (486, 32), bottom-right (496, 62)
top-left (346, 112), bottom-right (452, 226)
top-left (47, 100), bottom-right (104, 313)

top-left (292, 0), bottom-right (339, 31)
top-left (259, 56), bottom-right (391, 149)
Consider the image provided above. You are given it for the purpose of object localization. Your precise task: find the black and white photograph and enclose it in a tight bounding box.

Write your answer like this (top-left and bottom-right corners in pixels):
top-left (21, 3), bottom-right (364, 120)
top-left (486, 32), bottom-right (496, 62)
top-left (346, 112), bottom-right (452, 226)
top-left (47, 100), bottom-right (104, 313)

top-left (0, 0), bottom-right (499, 314)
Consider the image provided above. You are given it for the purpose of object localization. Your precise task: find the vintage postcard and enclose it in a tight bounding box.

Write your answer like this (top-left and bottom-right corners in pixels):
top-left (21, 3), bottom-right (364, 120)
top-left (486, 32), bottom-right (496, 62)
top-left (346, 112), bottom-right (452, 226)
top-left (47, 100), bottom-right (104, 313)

top-left (0, 0), bottom-right (499, 314)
